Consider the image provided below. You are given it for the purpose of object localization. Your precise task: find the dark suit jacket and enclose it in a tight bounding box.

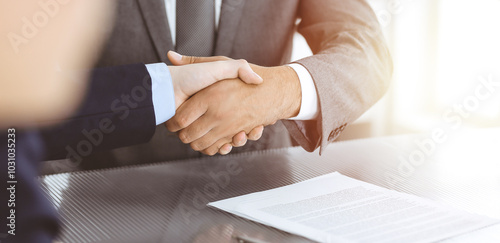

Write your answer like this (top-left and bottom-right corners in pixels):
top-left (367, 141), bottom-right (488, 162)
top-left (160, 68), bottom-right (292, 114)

top-left (41, 63), bottom-right (156, 161)
top-left (85, 0), bottom-right (392, 166)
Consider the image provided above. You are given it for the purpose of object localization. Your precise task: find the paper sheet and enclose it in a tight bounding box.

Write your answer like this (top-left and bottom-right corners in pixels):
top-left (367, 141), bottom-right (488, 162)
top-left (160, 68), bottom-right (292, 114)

top-left (208, 172), bottom-right (499, 243)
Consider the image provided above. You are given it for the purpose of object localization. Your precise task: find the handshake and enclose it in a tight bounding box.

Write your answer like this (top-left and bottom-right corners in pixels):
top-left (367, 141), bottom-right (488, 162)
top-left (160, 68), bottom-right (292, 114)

top-left (165, 51), bottom-right (302, 156)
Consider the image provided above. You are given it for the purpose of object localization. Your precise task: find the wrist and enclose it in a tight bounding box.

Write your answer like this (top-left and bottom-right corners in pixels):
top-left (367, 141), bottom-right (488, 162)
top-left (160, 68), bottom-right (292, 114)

top-left (274, 66), bottom-right (302, 120)
top-left (168, 66), bottom-right (186, 109)
top-left (252, 65), bottom-right (301, 123)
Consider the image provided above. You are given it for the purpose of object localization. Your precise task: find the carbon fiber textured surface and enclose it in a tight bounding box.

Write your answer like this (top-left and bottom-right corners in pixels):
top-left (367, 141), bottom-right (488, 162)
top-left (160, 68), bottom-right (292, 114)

top-left (40, 129), bottom-right (500, 243)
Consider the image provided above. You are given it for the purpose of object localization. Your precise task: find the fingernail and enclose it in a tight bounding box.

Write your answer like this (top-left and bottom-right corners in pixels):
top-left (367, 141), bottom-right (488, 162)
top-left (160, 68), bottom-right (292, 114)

top-left (253, 72), bottom-right (263, 82)
top-left (223, 146), bottom-right (232, 155)
top-left (169, 51), bottom-right (182, 62)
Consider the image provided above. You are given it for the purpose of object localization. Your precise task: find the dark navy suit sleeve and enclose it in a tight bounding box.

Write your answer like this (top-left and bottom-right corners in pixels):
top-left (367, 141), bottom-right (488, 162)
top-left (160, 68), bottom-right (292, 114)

top-left (40, 63), bottom-right (157, 161)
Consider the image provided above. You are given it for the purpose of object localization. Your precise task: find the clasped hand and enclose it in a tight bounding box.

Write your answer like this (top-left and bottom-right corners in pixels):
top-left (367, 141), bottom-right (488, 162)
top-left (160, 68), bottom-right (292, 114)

top-left (166, 51), bottom-right (301, 156)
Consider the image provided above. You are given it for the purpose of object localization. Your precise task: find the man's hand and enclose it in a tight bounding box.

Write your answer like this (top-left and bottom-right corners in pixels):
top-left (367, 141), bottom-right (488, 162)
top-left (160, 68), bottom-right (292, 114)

top-left (167, 51), bottom-right (263, 110)
top-left (166, 55), bottom-right (302, 156)
top-left (167, 52), bottom-right (266, 155)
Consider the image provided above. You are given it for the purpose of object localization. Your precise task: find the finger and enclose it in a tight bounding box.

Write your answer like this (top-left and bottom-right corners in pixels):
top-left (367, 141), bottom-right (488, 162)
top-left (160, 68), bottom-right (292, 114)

top-left (167, 51), bottom-right (231, 65)
top-left (168, 52), bottom-right (263, 85)
top-left (248, 125), bottom-right (264, 141)
top-left (200, 145), bottom-right (218, 156)
top-left (235, 59), bottom-right (264, 85)
top-left (191, 126), bottom-right (231, 152)
top-left (205, 59), bottom-right (262, 85)
top-left (177, 115), bottom-right (214, 144)
top-left (219, 143), bottom-right (233, 155)
top-left (232, 131), bottom-right (248, 147)
top-left (166, 98), bottom-right (207, 132)
top-left (200, 136), bottom-right (232, 156)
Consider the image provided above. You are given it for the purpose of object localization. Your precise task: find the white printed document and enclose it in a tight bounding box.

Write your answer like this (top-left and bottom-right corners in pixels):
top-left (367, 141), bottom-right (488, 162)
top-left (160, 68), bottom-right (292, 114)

top-left (208, 172), bottom-right (499, 243)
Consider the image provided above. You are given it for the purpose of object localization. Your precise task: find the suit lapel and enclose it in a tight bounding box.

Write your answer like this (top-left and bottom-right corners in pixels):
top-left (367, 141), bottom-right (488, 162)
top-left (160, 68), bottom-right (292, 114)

top-left (137, 0), bottom-right (173, 63)
top-left (214, 0), bottom-right (246, 56)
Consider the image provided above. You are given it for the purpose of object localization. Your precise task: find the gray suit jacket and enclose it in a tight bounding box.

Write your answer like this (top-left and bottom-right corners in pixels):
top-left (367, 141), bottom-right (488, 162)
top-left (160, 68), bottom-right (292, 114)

top-left (85, 0), bottom-right (392, 166)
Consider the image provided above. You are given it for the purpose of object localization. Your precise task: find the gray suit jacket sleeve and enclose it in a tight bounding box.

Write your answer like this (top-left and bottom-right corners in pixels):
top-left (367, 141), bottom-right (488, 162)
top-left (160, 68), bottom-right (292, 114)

top-left (282, 0), bottom-right (393, 153)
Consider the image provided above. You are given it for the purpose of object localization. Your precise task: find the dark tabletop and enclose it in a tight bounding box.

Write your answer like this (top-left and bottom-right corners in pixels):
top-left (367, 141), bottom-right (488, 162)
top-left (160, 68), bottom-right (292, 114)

top-left (40, 128), bottom-right (500, 243)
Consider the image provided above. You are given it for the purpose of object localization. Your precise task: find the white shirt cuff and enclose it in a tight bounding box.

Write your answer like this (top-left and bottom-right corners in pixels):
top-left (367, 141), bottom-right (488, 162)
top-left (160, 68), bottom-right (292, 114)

top-left (287, 63), bottom-right (319, 120)
top-left (145, 63), bottom-right (176, 125)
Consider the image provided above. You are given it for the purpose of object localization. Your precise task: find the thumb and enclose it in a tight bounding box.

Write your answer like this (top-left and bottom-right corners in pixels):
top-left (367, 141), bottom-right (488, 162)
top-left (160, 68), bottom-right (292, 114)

top-left (168, 51), bottom-right (231, 65)
top-left (234, 59), bottom-right (264, 85)
top-left (208, 59), bottom-right (263, 85)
